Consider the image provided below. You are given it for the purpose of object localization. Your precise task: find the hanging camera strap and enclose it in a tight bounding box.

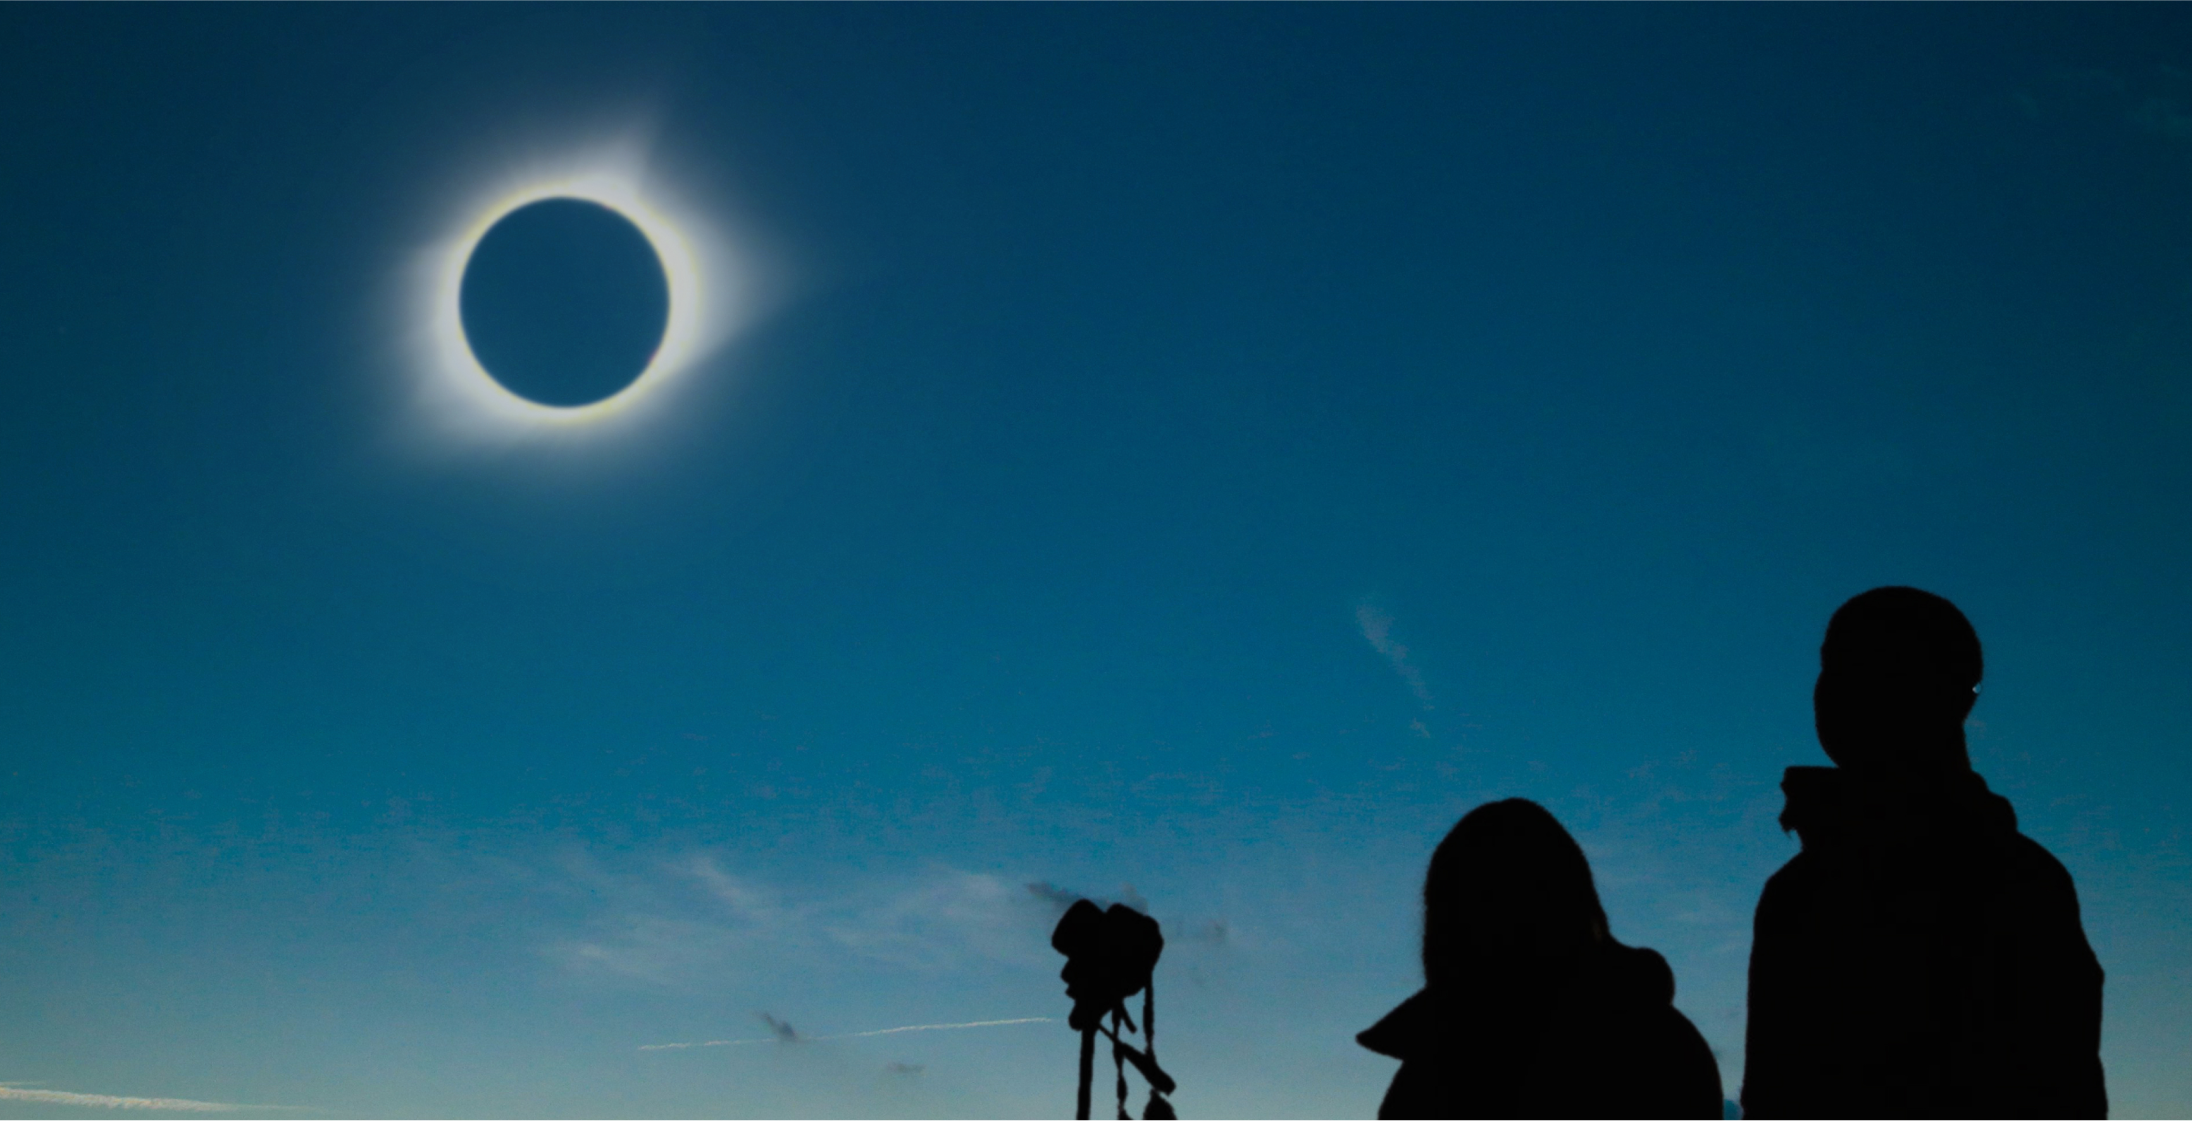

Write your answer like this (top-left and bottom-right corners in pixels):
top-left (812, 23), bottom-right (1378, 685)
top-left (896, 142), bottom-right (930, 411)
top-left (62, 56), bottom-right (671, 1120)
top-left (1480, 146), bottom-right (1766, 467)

top-left (1083, 988), bottom-right (1174, 1120)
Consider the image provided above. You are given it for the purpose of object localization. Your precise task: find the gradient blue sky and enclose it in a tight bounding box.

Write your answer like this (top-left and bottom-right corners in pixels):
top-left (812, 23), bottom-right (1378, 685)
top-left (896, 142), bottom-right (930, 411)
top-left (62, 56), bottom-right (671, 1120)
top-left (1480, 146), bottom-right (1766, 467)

top-left (3, 6), bottom-right (2190, 1118)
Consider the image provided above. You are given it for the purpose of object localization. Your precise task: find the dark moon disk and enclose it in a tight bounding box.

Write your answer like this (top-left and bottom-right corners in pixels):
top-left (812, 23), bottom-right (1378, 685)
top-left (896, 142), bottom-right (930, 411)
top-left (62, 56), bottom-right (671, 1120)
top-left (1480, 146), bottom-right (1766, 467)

top-left (458, 198), bottom-right (672, 408)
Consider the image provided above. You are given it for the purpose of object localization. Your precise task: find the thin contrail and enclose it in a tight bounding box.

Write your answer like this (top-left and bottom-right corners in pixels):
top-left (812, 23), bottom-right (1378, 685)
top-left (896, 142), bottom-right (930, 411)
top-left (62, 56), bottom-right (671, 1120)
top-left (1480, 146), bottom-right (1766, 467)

top-left (640, 1017), bottom-right (1054, 1051)
top-left (834, 1017), bottom-right (1054, 1039)
top-left (0, 1085), bottom-right (238, 1112)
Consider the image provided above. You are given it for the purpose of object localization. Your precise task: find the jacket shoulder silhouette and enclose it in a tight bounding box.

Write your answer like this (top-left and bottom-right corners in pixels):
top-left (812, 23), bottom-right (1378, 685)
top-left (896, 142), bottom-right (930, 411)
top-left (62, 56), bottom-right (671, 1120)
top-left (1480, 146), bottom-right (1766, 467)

top-left (1741, 766), bottom-right (2105, 1118)
top-left (1360, 937), bottom-right (1721, 1117)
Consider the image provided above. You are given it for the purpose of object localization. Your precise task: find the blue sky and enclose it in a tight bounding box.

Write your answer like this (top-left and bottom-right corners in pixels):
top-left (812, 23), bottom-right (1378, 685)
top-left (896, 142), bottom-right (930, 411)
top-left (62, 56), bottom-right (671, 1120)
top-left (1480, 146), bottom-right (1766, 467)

top-left (2, 5), bottom-right (2189, 1117)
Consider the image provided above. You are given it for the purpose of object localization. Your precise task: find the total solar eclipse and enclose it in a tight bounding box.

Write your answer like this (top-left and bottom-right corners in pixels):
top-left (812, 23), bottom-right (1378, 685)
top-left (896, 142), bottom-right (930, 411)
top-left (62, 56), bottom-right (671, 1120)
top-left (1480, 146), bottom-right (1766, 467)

top-left (417, 163), bottom-right (715, 437)
top-left (458, 198), bottom-right (671, 408)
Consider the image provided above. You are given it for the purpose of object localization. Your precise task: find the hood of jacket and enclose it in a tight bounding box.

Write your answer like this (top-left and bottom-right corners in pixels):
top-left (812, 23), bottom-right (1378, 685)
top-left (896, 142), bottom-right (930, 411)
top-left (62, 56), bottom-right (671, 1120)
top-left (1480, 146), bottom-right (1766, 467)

top-left (1779, 764), bottom-right (2018, 856)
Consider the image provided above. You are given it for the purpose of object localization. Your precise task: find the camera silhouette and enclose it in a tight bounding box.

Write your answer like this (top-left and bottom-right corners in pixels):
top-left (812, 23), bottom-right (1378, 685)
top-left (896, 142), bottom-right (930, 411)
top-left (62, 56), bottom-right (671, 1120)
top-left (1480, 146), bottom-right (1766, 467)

top-left (1052, 899), bottom-right (1176, 1119)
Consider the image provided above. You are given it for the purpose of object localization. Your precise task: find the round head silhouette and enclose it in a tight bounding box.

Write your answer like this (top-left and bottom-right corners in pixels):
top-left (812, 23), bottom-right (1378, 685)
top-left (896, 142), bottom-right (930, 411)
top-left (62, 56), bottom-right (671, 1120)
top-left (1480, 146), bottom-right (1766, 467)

top-left (1814, 586), bottom-right (1982, 773)
top-left (1422, 799), bottom-right (1607, 990)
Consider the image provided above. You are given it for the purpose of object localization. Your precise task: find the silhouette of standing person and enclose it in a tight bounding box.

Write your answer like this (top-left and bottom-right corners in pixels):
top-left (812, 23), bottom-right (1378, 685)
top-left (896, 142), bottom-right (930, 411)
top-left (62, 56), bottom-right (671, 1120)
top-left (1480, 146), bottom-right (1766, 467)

top-left (1359, 799), bottom-right (1723, 1119)
top-left (1741, 588), bottom-right (2106, 1118)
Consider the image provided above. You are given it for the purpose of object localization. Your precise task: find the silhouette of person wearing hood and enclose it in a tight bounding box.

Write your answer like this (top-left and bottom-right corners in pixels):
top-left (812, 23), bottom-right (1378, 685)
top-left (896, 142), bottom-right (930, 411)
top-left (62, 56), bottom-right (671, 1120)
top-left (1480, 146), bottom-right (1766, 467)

top-left (1741, 587), bottom-right (2106, 1118)
top-left (1358, 799), bottom-right (1723, 1119)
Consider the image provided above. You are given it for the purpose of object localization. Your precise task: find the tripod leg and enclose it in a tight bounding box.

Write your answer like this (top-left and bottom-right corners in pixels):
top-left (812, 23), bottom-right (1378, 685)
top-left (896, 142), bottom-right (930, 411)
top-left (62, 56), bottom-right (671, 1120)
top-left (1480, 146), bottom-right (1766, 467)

top-left (1077, 1027), bottom-right (1096, 1121)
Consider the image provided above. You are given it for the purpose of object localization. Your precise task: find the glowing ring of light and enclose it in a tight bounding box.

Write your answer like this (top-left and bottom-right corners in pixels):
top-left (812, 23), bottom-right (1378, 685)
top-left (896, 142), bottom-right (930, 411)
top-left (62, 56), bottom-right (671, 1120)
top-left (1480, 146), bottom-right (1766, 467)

top-left (429, 172), bottom-right (705, 429)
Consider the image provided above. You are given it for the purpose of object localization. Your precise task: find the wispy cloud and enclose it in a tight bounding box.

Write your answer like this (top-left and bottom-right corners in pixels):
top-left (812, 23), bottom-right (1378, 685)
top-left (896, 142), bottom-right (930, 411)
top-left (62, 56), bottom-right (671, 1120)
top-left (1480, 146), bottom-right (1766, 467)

top-left (2016, 64), bottom-right (2192, 144)
top-left (0, 1086), bottom-right (239, 1112)
top-left (1025, 881), bottom-right (1149, 916)
top-left (1024, 881), bottom-right (1081, 911)
top-left (1356, 602), bottom-right (1433, 708)
top-left (758, 1011), bottom-right (799, 1042)
top-left (546, 856), bottom-right (1068, 984)
top-left (640, 1017), bottom-right (1054, 1052)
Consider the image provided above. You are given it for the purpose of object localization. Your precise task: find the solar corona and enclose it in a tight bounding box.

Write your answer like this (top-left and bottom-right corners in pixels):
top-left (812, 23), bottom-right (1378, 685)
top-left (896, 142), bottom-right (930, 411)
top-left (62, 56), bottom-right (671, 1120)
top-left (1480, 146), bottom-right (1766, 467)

top-left (417, 161), bottom-right (719, 438)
